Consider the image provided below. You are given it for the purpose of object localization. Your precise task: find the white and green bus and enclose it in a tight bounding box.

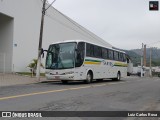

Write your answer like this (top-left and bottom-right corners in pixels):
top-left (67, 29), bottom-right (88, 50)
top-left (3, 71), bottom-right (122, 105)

top-left (45, 40), bottom-right (128, 83)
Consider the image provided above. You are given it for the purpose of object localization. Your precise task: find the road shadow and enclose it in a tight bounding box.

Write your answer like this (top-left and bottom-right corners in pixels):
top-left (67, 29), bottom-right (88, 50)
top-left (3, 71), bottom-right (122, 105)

top-left (38, 79), bottom-right (126, 86)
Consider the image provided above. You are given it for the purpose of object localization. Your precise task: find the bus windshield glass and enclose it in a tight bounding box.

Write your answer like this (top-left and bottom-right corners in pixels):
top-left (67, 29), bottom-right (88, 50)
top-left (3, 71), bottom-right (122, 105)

top-left (46, 42), bottom-right (76, 69)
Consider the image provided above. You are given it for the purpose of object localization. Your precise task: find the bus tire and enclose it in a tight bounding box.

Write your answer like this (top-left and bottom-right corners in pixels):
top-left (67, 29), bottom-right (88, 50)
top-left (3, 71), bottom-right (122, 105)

top-left (84, 71), bottom-right (93, 84)
top-left (127, 72), bottom-right (130, 76)
top-left (116, 72), bottom-right (121, 81)
top-left (61, 80), bottom-right (68, 84)
top-left (112, 72), bottom-right (121, 81)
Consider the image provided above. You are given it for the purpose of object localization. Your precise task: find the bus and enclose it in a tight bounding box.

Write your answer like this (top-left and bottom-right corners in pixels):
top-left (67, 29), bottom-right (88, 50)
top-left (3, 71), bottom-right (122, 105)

top-left (45, 40), bottom-right (128, 83)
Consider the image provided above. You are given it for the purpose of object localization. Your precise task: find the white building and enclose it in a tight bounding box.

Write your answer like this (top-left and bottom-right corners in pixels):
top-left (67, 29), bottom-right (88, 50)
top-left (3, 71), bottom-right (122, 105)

top-left (0, 0), bottom-right (112, 73)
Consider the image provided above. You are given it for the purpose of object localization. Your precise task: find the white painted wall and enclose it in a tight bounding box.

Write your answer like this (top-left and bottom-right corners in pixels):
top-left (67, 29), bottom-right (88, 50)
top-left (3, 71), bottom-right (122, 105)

top-left (0, 0), bottom-right (112, 72)
top-left (0, 13), bottom-right (13, 72)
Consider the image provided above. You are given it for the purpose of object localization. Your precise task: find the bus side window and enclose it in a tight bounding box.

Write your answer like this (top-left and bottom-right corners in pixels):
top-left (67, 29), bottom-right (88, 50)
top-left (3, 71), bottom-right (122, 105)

top-left (114, 51), bottom-right (119, 61)
top-left (90, 44), bottom-right (94, 57)
top-left (123, 54), bottom-right (127, 62)
top-left (86, 43), bottom-right (90, 56)
top-left (102, 48), bottom-right (108, 59)
top-left (108, 50), bottom-right (114, 60)
top-left (119, 53), bottom-right (123, 62)
top-left (94, 46), bottom-right (102, 58)
top-left (86, 43), bottom-right (94, 57)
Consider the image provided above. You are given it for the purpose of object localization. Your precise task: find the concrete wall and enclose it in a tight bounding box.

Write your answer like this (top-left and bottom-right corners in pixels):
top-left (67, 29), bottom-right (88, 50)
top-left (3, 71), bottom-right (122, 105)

top-left (0, 0), bottom-right (112, 72)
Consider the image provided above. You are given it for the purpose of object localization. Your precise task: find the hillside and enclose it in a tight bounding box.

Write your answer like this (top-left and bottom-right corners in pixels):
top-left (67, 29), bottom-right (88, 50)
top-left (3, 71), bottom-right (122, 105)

top-left (126, 48), bottom-right (160, 66)
top-left (113, 47), bottom-right (160, 66)
top-left (124, 50), bottom-right (141, 66)
top-left (132, 48), bottom-right (160, 59)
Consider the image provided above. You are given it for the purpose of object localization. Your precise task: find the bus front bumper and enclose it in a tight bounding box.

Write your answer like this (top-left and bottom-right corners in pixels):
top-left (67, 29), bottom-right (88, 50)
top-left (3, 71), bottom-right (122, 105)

top-left (46, 74), bottom-right (75, 80)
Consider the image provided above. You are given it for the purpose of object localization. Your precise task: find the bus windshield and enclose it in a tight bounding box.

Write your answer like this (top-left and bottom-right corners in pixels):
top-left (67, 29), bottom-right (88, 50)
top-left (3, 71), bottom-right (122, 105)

top-left (46, 42), bottom-right (76, 69)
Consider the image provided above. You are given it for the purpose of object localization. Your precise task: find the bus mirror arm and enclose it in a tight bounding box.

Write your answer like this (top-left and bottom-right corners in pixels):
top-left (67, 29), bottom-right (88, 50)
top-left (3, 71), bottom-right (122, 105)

top-left (41, 48), bottom-right (48, 58)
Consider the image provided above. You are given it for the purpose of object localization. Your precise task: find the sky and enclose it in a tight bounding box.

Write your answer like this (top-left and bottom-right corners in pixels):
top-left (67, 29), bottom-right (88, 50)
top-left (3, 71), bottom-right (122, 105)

top-left (47, 0), bottom-right (160, 50)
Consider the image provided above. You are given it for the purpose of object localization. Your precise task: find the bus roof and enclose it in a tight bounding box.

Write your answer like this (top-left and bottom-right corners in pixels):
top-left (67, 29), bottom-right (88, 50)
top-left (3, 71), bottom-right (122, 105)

top-left (50, 39), bottom-right (126, 54)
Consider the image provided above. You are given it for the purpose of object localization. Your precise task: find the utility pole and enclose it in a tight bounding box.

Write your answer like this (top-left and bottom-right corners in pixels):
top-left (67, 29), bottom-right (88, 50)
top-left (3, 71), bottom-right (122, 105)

top-left (36, 0), bottom-right (47, 80)
top-left (143, 44), bottom-right (146, 67)
top-left (36, 0), bottom-right (56, 80)
top-left (149, 47), bottom-right (152, 77)
top-left (141, 43), bottom-right (144, 77)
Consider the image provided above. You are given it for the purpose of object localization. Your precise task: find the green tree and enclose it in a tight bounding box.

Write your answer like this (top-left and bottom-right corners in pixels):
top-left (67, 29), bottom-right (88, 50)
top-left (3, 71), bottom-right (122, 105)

top-left (27, 59), bottom-right (44, 76)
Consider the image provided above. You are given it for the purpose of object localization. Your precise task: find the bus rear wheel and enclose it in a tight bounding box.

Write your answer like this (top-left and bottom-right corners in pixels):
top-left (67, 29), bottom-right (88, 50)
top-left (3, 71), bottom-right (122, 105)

top-left (116, 72), bottom-right (121, 81)
top-left (112, 72), bottom-right (121, 81)
top-left (84, 72), bottom-right (93, 84)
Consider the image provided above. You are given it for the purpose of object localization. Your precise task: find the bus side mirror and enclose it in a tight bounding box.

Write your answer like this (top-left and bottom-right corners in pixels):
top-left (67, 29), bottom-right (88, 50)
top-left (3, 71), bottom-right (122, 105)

top-left (41, 48), bottom-right (48, 58)
top-left (41, 48), bottom-right (44, 58)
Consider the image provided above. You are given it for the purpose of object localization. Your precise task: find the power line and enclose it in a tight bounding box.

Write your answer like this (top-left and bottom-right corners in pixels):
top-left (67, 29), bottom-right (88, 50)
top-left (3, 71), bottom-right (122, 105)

top-left (39, 0), bottom-right (111, 46)
top-left (48, 7), bottom-right (108, 44)
top-left (56, 11), bottom-right (99, 41)
top-left (45, 13), bottom-right (95, 40)
top-left (151, 48), bottom-right (160, 57)
top-left (145, 45), bottom-right (160, 62)
top-left (45, 0), bottom-right (56, 11)
top-left (147, 41), bottom-right (160, 46)
top-left (39, 0), bottom-right (103, 42)
top-left (39, 0), bottom-right (54, 10)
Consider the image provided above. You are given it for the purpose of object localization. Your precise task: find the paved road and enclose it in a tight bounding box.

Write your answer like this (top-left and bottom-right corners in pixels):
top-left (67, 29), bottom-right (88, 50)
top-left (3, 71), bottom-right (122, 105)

top-left (0, 77), bottom-right (160, 120)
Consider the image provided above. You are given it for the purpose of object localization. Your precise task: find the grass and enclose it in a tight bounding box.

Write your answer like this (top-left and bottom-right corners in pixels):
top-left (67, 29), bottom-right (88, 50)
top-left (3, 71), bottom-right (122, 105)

top-left (16, 72), bottom-right (45, 77)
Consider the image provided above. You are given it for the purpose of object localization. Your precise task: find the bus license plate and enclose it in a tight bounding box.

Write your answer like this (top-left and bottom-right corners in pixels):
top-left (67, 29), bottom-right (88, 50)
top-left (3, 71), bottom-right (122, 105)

top-left (55, 76), bottom-right (60, 79)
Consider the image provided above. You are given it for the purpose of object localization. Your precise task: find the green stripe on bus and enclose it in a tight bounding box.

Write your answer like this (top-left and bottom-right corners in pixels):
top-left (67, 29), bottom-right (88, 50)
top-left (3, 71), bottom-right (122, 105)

top-left (85, 59), bottom-right (101, 63)
top-left (114, 64), bottom-right (128, 67)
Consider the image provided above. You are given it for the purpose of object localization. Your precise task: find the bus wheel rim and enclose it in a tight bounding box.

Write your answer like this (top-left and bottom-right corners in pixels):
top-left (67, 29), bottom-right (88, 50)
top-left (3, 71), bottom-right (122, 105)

top-left (118, 73), bottom-right (120, 80)
top-left (87, 74), bottom-right (91, 81)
